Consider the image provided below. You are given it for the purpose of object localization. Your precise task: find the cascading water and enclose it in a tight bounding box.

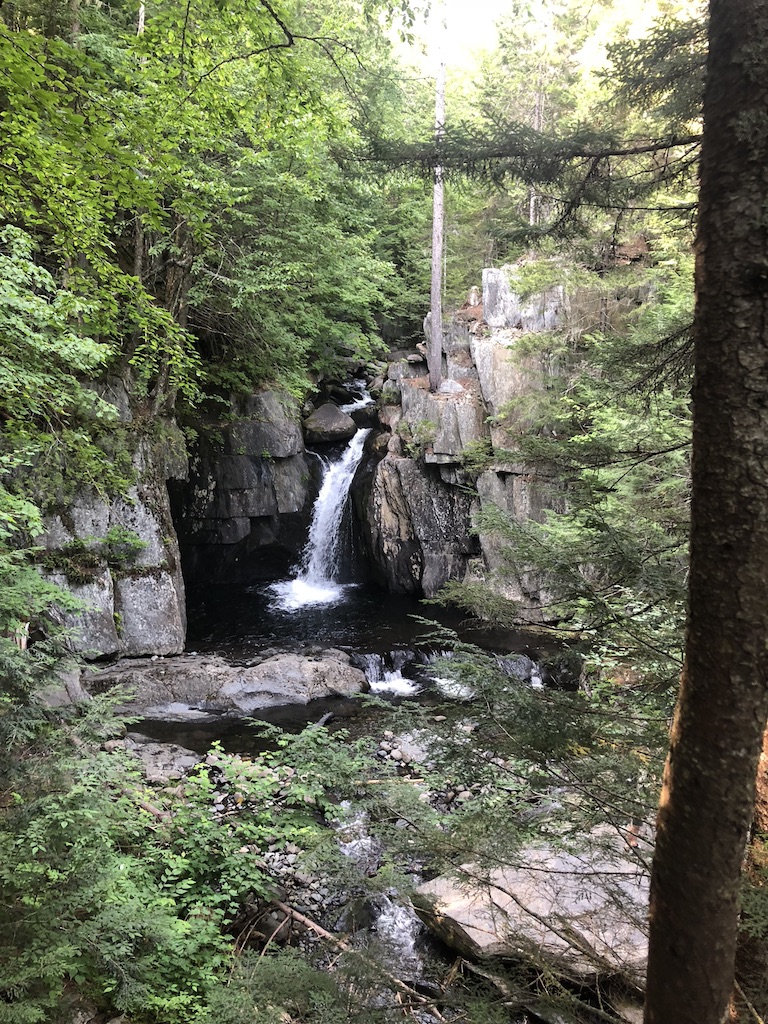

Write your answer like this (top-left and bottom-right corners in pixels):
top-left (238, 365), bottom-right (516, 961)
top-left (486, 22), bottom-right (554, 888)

top-left (352, 651), bottom-right (422, 696)
top-left (340, 382), bottom-right (375, 415)
top-left (270, 428), bottom-right (371, 611)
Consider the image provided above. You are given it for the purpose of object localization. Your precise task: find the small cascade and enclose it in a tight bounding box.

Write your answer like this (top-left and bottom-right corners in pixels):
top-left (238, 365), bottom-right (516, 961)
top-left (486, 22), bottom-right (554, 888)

top-left (271, 428), bottom-right (371, 610)
top-left (372, 895), bottom-right (424, 973)
top-left (334, 804), bottom-right (424, 975)
top-left (497, 653), bottom-right (544, 688)
top-left (422, 650), bottom-right (474, 700)
top-left (340, 381), bottom-right (375, 414)
top-left (353, 651), bottom-right (422, 696)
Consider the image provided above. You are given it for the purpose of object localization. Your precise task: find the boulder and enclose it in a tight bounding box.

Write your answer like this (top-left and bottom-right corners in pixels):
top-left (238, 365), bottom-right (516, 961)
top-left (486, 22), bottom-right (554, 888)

top-left (229, 391), bottom-right (304, 458)
top-left (414, 846), bottom-right (649, 987)
top-left (302, 403), bottom-right (357, 444)
top-left (47, 569), bottom-right (121, 657)
top-left (114, 573), bottom-right (186, 657)
top-left (123, 737), bottom-right (201, 783)
top-left (83, 650), bottom-right (367, 717)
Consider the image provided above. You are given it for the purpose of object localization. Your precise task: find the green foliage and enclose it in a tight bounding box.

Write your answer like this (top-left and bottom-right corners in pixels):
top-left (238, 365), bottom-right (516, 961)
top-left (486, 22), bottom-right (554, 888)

top-left (398, 418), bottom-right (437, 458)
top-left (204, 951), bottom-right (349, 1024)
top-left (40, 527), bottom-right (148, 584)
top-left (606, 10), bottom-right (707, 134)
top-left (459, 438), bottom-right (494, 475)
top-left (0, 718), bottom-right (370, 1023)
top-left (504, 254), bottom-right (593, 301)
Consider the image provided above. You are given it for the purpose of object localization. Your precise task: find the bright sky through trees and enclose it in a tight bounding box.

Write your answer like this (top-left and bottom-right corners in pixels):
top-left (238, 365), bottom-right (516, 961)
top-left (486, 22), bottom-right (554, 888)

top-left (438, 0), bottom-right (508, 67)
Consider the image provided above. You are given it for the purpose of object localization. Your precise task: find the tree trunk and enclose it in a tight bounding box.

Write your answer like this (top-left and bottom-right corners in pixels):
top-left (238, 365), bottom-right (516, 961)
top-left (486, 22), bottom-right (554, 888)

top-left (428, 5), bottom-right (446, 394)
top-left (644, 3), bottom-right (768, 1023)
top-left (69, 0), bottom-right (80, 44)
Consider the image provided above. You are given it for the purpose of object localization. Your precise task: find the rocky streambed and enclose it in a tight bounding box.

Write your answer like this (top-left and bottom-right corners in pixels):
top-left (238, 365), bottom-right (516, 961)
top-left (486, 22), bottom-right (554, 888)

top-left (90, 658), bottom-right (649, 1024)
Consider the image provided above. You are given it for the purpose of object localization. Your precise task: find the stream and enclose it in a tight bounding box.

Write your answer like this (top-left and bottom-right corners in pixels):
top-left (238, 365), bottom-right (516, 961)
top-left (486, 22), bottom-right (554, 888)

top-left (159, 405), bottom-right (543, 1022)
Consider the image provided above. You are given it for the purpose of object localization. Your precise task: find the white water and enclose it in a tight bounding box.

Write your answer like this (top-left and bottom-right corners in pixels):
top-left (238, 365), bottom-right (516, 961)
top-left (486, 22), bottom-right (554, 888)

top-left (370, 672), bottom-right (421, 696)
top-left (355, 652), bottom-right (422, 696)
top-left (270, 428), bottom-right (371, 611)
top-left (373, 895), bottom-right (423, 972)
top-left (334, 804), bottom-right (424, 973)
top-left (340, 381), bottom-right (375, 414)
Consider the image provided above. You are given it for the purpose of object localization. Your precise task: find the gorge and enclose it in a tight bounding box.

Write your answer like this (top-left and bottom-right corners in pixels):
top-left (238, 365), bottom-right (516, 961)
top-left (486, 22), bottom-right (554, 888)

top-left (32, 266), bottom-right (651, 1024)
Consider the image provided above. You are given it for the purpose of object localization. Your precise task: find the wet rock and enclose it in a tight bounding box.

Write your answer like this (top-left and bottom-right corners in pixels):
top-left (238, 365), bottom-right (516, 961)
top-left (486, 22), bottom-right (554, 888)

top-left (303, 403), bottom-right (357, 444)
top-left (366, 456), bottom-right (479, 596)
top-left (82, 650), bottom-right (366, 716)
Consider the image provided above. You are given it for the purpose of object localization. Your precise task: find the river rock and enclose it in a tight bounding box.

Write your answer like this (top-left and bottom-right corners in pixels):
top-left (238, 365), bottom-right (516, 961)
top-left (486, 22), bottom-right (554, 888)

top-left (302, 403), bottom-right (357, 444)
top-left (82, 650), bottom-right (367, 717)
top-left (122, 737), bottom-right (201, 783)
top-left (414, 846), bottom-right (648, 986)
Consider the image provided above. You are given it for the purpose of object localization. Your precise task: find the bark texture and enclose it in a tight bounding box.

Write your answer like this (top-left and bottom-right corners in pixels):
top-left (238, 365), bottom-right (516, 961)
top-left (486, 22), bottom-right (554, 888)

top-left (644, 3), bottom-right (768, 1023)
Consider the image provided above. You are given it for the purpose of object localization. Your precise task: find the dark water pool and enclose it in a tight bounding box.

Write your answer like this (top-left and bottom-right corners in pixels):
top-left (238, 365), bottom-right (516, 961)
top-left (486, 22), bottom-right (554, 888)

top-left (135, 580), bottom-right (544, 753)
top-left (185, 580), bottom-right (530, 660)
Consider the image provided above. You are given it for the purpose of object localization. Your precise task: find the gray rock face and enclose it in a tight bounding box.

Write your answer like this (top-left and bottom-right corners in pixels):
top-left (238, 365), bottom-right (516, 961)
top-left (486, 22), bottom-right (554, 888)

top-left (399, 377), bottom-right (489, 465)
top-left (83, 650), bottom-right (367, 717)
top-left (302, 403), bottom-right (357, 444)
top-left (414, 846), bottom-right (649, 986)
top-left (172, 389), bottom-right (313, 577)
top-left (363, 268), bottom-right (621, 609)
top-left (115, 574), bottom-right (186, 657)
top-left (230, 391), bottom-right (304, 458)
top-left (47, 569), bottom-right (121, 657)
top-left (366, 456), bottom-right (479, 595)
top-left (42, 441), bottom-right (186, 660)
top-left (482, 267), bottom-right (565, 332)
top-left (470, 469), bottom-right (564, 609)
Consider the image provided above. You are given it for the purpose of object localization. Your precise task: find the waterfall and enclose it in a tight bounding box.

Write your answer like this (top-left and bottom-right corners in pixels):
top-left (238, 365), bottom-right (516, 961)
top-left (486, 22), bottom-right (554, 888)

top-left (270, 428), bottom-right (371, 611)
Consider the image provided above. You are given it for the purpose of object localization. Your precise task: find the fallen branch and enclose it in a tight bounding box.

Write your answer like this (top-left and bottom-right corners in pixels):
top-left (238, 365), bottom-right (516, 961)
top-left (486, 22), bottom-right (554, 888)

top-left (121, 788), bottom-right (170, 821)
top-left (735, 980), bottom-right (766, 1024)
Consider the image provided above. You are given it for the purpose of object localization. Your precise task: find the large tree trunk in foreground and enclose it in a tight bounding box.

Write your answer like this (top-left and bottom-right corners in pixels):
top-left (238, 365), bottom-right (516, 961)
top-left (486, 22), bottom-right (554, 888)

top-left (644, 3), bottom-right (768, 1023)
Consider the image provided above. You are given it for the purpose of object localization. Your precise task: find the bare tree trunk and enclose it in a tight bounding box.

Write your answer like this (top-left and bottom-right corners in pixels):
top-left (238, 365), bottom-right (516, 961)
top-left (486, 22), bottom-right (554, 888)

top-left (528, 72), bottom-right (542, 227)
top-left (428, 4), bottom-right (446, 394)
top-left (134, 5), bottom-right (146, 282)
top-left (644, 3), bottom-right (768, 1023)
top-left (69, 0), bottom-right (80, 44)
